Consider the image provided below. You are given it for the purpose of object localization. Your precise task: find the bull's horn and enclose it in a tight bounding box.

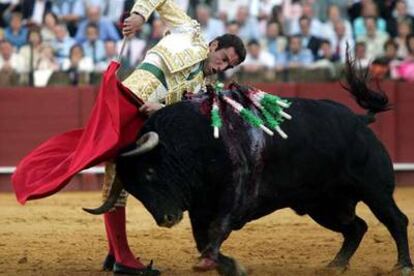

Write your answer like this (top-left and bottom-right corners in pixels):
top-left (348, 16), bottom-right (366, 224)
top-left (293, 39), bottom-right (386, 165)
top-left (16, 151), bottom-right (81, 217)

top-left (82, 177), bottom-right (124, 215)
top-left (121, 132), bottom-right (159, 157)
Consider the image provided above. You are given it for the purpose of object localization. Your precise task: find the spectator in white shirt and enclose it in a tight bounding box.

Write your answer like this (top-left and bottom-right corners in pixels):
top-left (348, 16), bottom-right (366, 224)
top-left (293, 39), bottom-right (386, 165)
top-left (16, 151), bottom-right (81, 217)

top-left (41, 11), bottom-right (58, 43)
top-left (288, 1), bottom-right (324, 37)
top-left (330, 20), bottom-right (355, 63)
top-left (357, 16), bottom-right (389, 60)
top-left (32, 44), bottom-right (59, 86)
top-left (235, 5), bottom-right (261, 42)
top-left (323, 4), bottom-right (353, 45)
top-left (0, 39), bottom-right (24, 73)
top-left (52, 23), bottom-right (75, 65)
top-left (62, 44), bottom-right (94, 72)
top-left (275, 35), bottom-right (314, 71)
top-left (36, 44), bottom-right (59, 71)
top-left (217, 0), bottom-right (249, 22)
top-left (195, 4), bottom-right (225, 43)
top-left (261, 20), bottom-right (287, 60)
top-left (61, 44), bottom-right (94, 85)
top-left (281, 0), bottom-right (303, 34)
top-left (242, 39), bottom-right (275, 73)
top-left (250, 0), bottom-right (283, 20)
top-left (19, 28), bottom-right (44, 74)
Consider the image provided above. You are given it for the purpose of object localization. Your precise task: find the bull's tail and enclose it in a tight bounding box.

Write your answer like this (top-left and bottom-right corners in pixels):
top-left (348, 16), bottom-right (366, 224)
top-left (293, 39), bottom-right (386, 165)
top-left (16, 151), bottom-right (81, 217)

top-left (343, 47), bottom-right (391, 124)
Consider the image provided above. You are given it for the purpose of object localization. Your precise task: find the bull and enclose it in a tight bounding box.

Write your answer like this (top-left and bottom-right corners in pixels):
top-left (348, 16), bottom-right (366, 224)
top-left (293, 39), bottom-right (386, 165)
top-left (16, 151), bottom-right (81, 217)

top-left (84, 57), bottom-right (413, 276)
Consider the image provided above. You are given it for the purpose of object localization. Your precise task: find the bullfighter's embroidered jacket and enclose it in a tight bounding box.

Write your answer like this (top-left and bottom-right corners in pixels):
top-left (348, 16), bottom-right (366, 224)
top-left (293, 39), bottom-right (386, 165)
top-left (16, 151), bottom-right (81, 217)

top-left (122, 0), bottom-right (209, 105)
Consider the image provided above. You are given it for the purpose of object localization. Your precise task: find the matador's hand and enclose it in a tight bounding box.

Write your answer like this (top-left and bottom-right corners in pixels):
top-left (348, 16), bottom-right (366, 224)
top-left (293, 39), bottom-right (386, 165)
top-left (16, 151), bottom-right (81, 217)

top-left (122, 13), bottom-right (145, 38)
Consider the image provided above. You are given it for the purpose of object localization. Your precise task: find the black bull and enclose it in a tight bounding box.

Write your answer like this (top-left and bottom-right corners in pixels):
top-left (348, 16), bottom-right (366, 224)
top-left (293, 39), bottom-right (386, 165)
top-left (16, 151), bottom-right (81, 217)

top-left (85, 62), bottom-right (412, 275)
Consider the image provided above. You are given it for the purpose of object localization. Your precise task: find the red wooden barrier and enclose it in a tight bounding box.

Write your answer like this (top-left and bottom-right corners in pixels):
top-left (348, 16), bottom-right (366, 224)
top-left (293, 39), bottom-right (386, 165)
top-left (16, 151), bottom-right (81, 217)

top-left (0, 86), bottom-right (97, 165)
top-left (395, 82), bottom-right (414, 162)
top-left (1, 82), bottom-right (413, 192)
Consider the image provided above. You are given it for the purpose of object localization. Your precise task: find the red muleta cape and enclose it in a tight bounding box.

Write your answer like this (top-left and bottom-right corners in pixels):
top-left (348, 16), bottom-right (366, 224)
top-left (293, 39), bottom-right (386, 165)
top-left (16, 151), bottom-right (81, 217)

top-left (12, 61), bottom-right (145, 204)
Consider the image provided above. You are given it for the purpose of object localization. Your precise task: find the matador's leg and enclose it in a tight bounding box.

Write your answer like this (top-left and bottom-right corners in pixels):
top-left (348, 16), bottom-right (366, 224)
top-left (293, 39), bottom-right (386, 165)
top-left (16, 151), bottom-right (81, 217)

top-left (102, 162), bottom-right (145, 270)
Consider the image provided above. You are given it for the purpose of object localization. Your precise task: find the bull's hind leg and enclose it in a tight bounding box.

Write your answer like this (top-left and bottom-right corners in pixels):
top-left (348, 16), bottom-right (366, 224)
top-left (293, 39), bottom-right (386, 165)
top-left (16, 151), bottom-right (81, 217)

top-left (308, 203), bottom-right (367, 269)
top-left (364, 194), bottom-right (413, 271)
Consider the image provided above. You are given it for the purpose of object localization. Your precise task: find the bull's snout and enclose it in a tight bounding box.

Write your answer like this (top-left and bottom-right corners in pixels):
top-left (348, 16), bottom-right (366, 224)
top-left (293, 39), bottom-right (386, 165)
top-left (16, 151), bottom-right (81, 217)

top-left (159, 212), bottom-right (183, 228)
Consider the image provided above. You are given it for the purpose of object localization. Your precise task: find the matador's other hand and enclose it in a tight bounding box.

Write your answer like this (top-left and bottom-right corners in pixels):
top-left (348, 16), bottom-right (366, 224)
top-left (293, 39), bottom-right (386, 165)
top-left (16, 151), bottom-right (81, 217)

top-left (139, 102), bottom-right (164, 116)
top-left (122, 12), bottom-right (145, 38)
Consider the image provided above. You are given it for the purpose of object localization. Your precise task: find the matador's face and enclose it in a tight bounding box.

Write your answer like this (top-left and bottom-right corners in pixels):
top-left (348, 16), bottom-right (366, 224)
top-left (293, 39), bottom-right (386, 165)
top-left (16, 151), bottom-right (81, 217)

top-left (203, 41), bottom-right (240, 76)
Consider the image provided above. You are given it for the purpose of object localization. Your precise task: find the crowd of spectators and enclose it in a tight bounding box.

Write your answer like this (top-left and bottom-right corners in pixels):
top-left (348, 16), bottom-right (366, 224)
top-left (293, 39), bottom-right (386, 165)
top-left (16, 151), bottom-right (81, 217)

top-left (1, 0), bottom-right (414, 86)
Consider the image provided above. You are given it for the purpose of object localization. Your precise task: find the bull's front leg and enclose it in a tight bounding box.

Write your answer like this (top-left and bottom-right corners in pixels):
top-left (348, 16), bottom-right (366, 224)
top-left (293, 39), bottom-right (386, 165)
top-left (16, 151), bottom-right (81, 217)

top-left (189, 211), bottom-right (216, 270)
top-left (191, 161), bottom-right (249, 275)
top-left (191, 213), bottom-right (247, 276)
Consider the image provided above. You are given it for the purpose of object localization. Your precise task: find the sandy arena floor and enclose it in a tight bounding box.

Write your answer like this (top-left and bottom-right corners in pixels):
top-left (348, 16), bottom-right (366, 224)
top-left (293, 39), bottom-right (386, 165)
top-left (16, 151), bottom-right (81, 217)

top-left (1, 187), bottom-right (414, 276)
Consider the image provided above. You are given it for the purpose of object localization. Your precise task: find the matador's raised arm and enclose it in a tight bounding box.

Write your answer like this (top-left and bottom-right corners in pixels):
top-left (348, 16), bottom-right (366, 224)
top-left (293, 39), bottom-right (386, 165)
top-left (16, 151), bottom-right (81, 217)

top-left (131, 0), bottom-right (196, 30)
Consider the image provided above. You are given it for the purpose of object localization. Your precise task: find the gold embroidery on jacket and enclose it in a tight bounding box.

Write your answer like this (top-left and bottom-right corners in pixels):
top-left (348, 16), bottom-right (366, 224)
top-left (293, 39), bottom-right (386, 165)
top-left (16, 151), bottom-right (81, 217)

top-left (164, 69), bottom-right (205, 104)
top-left (122, 69), bottom-right (162, 101)
top-left (149, 45), bottom-right (208, 73)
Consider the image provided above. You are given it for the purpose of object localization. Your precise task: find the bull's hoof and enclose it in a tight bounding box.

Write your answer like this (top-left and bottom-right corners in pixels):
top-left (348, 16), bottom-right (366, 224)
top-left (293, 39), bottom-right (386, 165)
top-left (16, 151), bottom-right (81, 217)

top-left (217, 255), bottom-right (247, 276)
top-left (401, 267), bottom-right (413, 276)
top-left (193, 257), bottom-right (218, 271)
top-left (326, 262), bottom-right (349, 270)
top-left (392, 264), bottom-right (413, 276)
top-left (103, 254), bottom-right (115, 271)
top-left (326, 260), bottom-right (349, 272)
top-left (113, 262), bottom-right (160, 275)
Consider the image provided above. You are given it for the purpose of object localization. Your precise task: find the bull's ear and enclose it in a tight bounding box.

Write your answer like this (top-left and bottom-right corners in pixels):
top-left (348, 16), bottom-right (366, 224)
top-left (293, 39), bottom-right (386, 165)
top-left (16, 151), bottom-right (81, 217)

top-left (120, 132), bottom-right (159, 158)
